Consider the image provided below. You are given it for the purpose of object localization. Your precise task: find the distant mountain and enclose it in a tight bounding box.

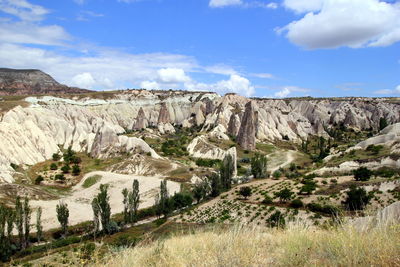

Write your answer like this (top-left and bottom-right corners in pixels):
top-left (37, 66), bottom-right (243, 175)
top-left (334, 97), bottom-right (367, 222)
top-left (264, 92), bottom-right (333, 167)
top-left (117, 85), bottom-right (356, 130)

top-left (0, 68), bottom-right (91, 95)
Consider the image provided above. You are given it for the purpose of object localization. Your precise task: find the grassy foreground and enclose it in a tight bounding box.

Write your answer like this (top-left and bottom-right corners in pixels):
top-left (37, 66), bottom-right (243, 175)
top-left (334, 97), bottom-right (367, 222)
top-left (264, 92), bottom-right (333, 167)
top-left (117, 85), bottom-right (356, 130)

top-left (98, 223), bottom-right (400, 267)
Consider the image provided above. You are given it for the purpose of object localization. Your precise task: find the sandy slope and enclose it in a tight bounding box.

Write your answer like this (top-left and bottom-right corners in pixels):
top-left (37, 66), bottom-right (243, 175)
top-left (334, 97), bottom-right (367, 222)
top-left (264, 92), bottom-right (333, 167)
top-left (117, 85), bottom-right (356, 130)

top-left (30, 171), bottom-right (180, 231)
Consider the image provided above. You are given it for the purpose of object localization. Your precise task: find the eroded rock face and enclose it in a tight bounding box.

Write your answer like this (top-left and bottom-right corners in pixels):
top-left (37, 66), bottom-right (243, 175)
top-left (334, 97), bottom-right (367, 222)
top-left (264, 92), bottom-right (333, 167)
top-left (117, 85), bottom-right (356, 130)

top-left (2, 89), bottom-right (400, 182)
top-left (132, 107), bottom-right (148, 130)
top-left (0, 68), bottom-right (89, 95)
top-left (158, 102), bottom-right (171, 124)
top-left (237, 101), bottom-right (257, 150)
top-left (227, 113), bottom-right (240, 137)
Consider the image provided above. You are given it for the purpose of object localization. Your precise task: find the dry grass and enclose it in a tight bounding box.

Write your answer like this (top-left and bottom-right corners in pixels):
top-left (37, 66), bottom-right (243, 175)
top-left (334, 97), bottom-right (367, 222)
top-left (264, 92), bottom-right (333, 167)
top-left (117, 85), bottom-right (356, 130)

top-left (99, 223), bottom-right (400, 267)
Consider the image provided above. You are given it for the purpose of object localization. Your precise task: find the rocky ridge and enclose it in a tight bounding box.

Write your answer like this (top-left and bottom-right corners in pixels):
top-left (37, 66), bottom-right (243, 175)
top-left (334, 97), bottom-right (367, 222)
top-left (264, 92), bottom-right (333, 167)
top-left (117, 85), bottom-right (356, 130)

top-left (1, 89), bottom-right (400, 183)
top-left (0, 68), bottom-right (90, 95)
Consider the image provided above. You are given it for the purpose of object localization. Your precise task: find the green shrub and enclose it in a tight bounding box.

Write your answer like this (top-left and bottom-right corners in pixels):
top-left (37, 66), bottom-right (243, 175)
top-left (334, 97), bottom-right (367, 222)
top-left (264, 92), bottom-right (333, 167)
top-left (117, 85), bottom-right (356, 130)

top-left (290, 199), bottom-right (304, 208)
top-left (262, 194), bottom-right (273, 204)
top-left (35, 175), bottom-right (44, 185)
top-left (343, 185), bottom-right (371, 210)
top-left (82, 175), bottom-right (101, 188)
top-left (353, 167), bottom-right (372, 181)
top-left (50, 163), bottom-right (58, 170)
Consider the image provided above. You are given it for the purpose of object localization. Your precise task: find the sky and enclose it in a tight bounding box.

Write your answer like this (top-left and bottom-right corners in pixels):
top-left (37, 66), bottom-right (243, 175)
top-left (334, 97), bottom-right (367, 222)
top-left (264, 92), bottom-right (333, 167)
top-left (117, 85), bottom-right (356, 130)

top-left (0, 0), bottom-right (399, 98)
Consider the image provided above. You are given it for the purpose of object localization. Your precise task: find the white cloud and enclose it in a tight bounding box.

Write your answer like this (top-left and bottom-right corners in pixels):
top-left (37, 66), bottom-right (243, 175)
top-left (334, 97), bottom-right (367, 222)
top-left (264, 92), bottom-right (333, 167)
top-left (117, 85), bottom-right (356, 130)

top-left (209, 0), bottom-right (242, 8)
top-left (0, 43), bottom-right (198, 90)
top-left (266, 2), bottom-right (278, 9)
top-left (0, 21), bottom-right (70, 45)
top-left (140, 81), bottom-right (160, 90)
top-left (209, 0), bottom-right (278, 9)
top-left (71, 72), bottom-right (96, 88)
top-left (0, 0), bottom-right (49, 21)
top-left (204, 64), bottom-right (238, 76)
top-left (279, 0), bottom-right (400, 49)
top-left (272, 86), bottom-right (309, 98)
top-left (77, 10), bottom-right (104, 21)
top-left (185, 74), bottom-right (255, 96)
top-left (157, 68), bottom-right (191, 83)
top-left (274, 87), bottom-right (290, 98)
top-left (251, 73), bottom-right (274, 79)
top-left (373, 85), bottom-right (400, 95)
top-left (283, 0), bottom-right (323, 13)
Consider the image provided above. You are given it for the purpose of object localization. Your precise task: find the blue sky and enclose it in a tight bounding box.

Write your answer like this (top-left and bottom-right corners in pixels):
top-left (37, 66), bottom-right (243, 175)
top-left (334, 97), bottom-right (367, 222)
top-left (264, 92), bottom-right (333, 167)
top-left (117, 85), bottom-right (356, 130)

top-left (0, 0), bottom-right (399, 97)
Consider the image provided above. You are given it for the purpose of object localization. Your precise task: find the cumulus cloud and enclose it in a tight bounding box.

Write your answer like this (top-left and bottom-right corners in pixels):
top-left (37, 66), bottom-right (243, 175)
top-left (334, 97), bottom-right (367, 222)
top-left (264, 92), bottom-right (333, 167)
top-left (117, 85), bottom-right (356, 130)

top-left (283, 0), bottom-right (323, 13)
top-left (279, 0), bottom-right (400, 49)
top-left (140, 81), bottom-right (160, 90)
top-left (0, 43), bottom-right (197, 90)
top-left (272, 86), bottom-right (309, 98)
top-left (157, 68), bottom-right (191, 83)
top-left (184, 74), bottom-right (255, 96)
top-left (71, 72), bottom-right (96, 88)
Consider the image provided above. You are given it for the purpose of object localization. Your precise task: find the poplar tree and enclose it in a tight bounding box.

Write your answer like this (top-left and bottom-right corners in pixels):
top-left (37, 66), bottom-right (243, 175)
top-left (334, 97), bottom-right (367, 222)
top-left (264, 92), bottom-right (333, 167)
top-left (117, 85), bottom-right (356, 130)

top-left (56, 201), bottom-right (69, 237)
top-left (36, 207), bottom-right (43, 242)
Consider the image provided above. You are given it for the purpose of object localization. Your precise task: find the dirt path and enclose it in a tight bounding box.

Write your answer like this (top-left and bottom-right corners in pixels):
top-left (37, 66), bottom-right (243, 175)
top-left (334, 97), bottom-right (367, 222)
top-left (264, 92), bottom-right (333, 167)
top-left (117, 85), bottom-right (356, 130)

top-left (269, 150), bottom-right (297, 173)
top-left (30, 171), bottom-right (180, 231)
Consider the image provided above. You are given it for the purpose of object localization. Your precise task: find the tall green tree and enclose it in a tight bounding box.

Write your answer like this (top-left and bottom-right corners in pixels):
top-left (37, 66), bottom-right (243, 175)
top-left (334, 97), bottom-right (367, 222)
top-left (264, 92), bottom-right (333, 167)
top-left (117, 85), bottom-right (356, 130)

top-left (122, 188), bottom-right (129, 224)
top-left (36, 207), bottom-right (43, 243)
top-left (56, 201), bottom-right (69, 237)
top-left (220, 154), bottom-right (234, 190)
top-left (92, 184), bottom-right (111, 234)
top-left (0, 206), bottom-right (15, 261)
top-left (251, 153), bottom-right (267, 179)
top-left (15, 196), bottom-right (24, 248)
top-left (23, 197), bottom-right (31, 249)
top-left (129, 179), bottom-right (140, 222)
top-left (210, 172), bottom-right (222, 197)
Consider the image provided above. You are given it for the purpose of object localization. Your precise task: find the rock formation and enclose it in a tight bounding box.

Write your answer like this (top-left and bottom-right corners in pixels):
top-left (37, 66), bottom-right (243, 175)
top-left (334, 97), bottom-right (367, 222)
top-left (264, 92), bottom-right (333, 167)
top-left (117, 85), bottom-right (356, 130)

top-left (158, 102), bottom-right (171, 124)
top-left (0, 68), bottom-right (90, 95)
top-left (237, 101), bottom-right (257, 150)
top-left (227, 113), bottom-right (240, 137)
top-left (132, 107), bottom-right (148, 130)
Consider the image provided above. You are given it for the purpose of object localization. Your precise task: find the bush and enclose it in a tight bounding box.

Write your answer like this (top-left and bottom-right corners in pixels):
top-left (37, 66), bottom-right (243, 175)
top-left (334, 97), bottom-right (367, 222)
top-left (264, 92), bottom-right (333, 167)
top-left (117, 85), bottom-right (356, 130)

top-left (290, 199), bottom-right (304, 208)
top-left (272, 170), bottom-right (282, 179)
top-left (61, 165), bottom-right (71, 174)
top-left (366, 145), bottom-right (383, 155)
top-left (266, 211), bottom-right (285, 227)
top-left (195, 158), bottom-right (221, 168)
top-left (262, 195), bottom-right (273, 204)
top-left (343, 185), bottom-right (371, 210)
top-left (55, 174), bottom-right (65, 181)
top-left (239, 186), bottom-right (252, 200)
top-left (72, 164), bottom-right (81, 176)
top-left (52, 153), bottom-right (61, 161)
top-left (307, 202), bottom-right (338, 215)
top-left (35, 175), bottom-right (44, 185)
top-left (251, 153), bottom-right (267, 178)
top-left (353, 167), bottom-right (372, 181)
top-left (274, 188), bottom-right (294, 203)
top-left (50, 163), bottom-right (58, 170)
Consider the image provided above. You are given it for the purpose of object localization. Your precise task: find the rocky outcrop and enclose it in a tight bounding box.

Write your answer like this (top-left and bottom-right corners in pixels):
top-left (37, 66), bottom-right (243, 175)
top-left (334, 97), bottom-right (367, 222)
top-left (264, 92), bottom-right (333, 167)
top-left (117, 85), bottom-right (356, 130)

top-left (237, 101), bottom-right (257, 150)
top-left (158, 102), bottom-right (171, 124)
top-left (0, 68), bottom-right (90, 95)
top-left (227, 113), bottom-right (240, 137)
top-left (132, 107), bottom-right (148, 130)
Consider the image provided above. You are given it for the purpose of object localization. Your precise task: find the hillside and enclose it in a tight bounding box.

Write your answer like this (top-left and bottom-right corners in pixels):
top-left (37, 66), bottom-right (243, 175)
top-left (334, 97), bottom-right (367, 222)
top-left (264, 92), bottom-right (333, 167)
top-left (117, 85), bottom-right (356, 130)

top-left (0, 68), bottom-right (90, 95)
top-left (0, 87), bottom-right (399, 266)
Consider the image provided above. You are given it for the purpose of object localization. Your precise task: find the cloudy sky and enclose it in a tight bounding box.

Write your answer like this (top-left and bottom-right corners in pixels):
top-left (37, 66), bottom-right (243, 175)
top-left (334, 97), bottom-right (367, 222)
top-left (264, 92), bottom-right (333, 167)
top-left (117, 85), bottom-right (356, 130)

top-left (0, 0), bottom-right (399, 97)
